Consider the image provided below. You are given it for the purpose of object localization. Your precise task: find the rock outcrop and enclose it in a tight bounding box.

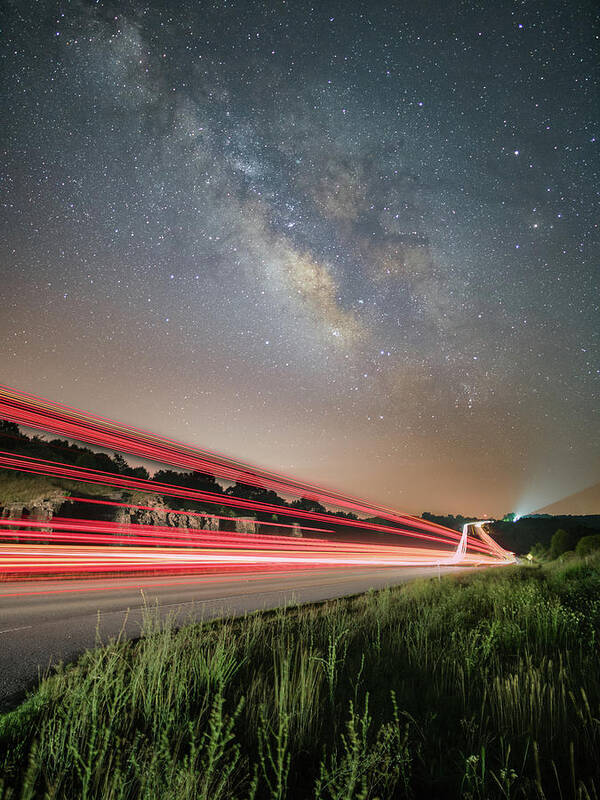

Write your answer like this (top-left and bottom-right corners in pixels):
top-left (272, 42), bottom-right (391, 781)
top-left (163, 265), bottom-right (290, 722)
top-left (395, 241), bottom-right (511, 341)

top-left (0, 482), bottom-right (304, 538)
top-left (114, 496), bottom-right (219, 531)
top-left (0, 489), bottom-right (65, 526)
top-left (235, 517), bottom-right (257, 535)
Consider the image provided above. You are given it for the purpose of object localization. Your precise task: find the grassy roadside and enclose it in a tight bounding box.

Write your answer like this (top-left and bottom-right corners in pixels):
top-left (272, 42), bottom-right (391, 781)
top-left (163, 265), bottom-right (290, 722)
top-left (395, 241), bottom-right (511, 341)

top-left (1, 559), bottom-right (599, 799)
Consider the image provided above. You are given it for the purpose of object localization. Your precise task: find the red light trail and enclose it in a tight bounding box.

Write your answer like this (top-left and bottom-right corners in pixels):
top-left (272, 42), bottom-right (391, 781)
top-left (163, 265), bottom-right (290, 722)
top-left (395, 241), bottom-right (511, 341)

top-left (61, 495), bottom-right (337, 535)
top-left (0, 385), bottom-right (466, 535)
top-left (0, 385), bottom-right (514, 579)
top-left (0, 451), bottom-right (491, 551)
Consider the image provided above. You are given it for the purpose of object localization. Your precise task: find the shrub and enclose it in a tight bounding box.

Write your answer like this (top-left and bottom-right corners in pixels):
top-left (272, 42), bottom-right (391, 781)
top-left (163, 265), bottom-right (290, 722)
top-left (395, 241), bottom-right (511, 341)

top-left (576, 534), bottom-right (600, 558)
top-left (1, 559), bottom-right (600, 799)
top-left (549, 528), bottom-right (572, 560)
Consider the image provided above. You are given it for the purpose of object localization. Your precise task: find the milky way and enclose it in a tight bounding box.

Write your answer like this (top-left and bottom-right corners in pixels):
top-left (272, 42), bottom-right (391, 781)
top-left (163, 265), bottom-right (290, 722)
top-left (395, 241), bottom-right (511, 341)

top-left (1, 0), bottom-right (598, 515)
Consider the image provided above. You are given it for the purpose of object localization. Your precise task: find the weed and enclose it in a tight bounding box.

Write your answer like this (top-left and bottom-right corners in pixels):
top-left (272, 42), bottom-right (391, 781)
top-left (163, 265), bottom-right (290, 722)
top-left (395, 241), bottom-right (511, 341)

top-left (1, 556), bottom-right (600, 798)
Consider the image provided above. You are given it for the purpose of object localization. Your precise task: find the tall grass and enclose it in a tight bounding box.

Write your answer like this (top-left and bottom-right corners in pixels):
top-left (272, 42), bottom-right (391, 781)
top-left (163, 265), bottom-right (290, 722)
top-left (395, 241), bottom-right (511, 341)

top-left (1, 557), bottom-right (600, 798)
top-left (0, 475), bottom-right (64, 505)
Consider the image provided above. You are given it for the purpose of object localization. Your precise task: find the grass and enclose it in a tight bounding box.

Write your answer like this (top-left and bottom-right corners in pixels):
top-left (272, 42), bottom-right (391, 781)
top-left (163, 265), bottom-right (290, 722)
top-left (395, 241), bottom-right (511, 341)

top-left (0, 473), bottom-right (122, 506)
top-left (0, 471), bottom-right (159, 509)
top-left (0, 474), bottom-right (65, 506)
top-left (1, 558), bottom-right (600, 799)
top-left (0, 471), bottom-right (228, 520)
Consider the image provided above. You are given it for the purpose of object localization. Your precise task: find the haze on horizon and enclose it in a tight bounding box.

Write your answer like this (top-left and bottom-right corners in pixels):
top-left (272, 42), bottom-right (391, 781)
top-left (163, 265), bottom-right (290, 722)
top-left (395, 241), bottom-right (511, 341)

top-left (1, 0), bottom-right (598, 517)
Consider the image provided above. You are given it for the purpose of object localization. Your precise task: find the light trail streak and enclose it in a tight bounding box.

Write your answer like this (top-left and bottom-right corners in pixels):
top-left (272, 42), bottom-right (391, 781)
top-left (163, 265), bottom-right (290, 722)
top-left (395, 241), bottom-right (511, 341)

top-left (0, 385), bottom-right (476, 538)
top-left (0, 539), bottom-right (503, 578)
top-left (0, 517), bottom-right (422, 554)
top-left (0, 385), bottom-right (515, 580)
top-left (62, 496), bottom-right (336, 535)
top-left (0, 452), bottom-right (495, 554)
top-left (469, 520), bottom-right (515, 561)
top-left (0, 513), bottom-right (509, 578)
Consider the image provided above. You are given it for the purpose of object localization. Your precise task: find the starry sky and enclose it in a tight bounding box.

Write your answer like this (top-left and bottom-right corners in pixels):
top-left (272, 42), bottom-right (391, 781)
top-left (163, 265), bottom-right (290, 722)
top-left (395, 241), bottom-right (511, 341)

top-left (1, 0), bottom-right (598, 517)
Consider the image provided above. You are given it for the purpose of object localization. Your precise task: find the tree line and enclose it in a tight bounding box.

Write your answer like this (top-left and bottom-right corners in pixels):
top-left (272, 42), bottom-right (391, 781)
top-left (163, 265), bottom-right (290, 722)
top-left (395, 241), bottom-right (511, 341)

top-left (422, 506), bottom-right (600, 557)
top-left (0, 421), bottom-right (359, 525)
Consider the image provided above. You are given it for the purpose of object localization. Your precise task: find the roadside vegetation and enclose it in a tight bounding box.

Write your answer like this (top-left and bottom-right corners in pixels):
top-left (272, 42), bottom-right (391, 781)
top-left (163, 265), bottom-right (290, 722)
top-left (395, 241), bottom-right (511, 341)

top-left (0, 474), bottom-right (64, 505)
top-left (422, 510), bottom-right (600, 560)
top-left (0, 474), bottom-right (127, 505)
top-left (1, 557), bottom-right (600, 799)
top-left (528, 528), bottom-right (600, 564)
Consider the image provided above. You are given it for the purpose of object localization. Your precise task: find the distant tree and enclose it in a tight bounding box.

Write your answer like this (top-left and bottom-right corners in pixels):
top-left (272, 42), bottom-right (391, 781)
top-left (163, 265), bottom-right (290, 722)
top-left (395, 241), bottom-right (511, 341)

top-left (529, 541), bottom-right (548, 561)
top-left (112, 453), bottom-right (130, 474)
top-left (0, 420), bottom-right (25, 453)
top-left (93, 452), bottom-right (120, 473)
top-left (421, 512), bottom-right (475, 531)
top-left (225, 482), bottom-right (286, 506)
top-left (290, 497), bottom-right (326, 514)
top-left (575, 535), bottom-right (600, 558)
top-left (503, 513), bottom-right (517, 523)
top-left (558, 550), bottom-right (575, 562)
top-left (259, 488), bottom-right (286, 506)
top-left (153, 469), bottom-right (186, 486)
top-left (550, 529), bottom-right (572, 560)
top-left (129, 466), bottom-right (150, 480)
top-left (0, 420), bottom-right (21, 438)
top-left (75, 450), bottom-right (103, 470)
top-left (334, 510), bottom-right (359, 520)
top-left (185, 471), bottom-right (222, 493)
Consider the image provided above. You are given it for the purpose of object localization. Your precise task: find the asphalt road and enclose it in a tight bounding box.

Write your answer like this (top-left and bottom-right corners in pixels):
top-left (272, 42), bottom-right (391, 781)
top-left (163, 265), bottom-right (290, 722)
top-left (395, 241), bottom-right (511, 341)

top-left (0, 564), bottom-right (478, 707)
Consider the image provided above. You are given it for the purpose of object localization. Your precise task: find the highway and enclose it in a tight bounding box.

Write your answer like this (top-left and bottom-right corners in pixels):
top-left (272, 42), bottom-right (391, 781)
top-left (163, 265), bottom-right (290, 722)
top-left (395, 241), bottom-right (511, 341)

top-left (0, 564), bottom-right (479, 707)
top-left (0, 390), bottom-right (513, 709)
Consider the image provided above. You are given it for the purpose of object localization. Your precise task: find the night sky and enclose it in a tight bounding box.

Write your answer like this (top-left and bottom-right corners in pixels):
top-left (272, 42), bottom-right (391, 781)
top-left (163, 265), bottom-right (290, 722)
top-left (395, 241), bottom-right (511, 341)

top-left (1, 0), bottom-right (598, 517)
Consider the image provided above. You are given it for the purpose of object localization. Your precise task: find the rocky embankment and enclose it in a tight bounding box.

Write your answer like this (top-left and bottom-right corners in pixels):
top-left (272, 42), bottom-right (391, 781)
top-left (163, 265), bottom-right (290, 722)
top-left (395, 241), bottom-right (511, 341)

top-left (113, 496), bottom-right (220, 531)
top-left (0, 486), bottom-right (302, 536)
top-left (0, 488), bottom-right (66, 524)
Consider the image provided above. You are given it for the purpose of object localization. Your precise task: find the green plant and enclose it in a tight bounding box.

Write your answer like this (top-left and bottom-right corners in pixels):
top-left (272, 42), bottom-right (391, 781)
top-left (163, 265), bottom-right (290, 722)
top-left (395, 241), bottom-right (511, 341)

top-left (1, 555), bottom-right (600, 798)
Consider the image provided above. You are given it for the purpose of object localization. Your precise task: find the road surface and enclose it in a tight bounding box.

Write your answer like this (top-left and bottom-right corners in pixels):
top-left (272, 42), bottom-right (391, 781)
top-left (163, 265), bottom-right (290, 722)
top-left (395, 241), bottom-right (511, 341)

top-left (0, 564), bottom-right (481, 707)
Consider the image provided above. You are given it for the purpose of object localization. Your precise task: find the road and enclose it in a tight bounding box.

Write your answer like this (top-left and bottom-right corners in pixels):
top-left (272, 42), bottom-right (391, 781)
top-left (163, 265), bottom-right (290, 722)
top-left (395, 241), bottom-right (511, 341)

top-left (0, 564), bottom-right (480, 706)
